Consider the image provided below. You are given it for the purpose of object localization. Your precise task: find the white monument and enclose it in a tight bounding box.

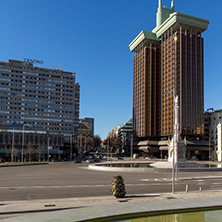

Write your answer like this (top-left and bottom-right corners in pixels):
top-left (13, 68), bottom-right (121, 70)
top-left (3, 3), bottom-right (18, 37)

top-left (151, 94), bottom-right (204, 168)
top-left (168, 95), bottom-right (186, 164)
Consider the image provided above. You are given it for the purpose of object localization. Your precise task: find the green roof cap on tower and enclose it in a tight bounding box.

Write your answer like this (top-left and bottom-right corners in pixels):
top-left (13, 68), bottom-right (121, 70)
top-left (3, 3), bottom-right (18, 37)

top-left (129, 0), bottom-right (209, 52)
top-left (129, 31), bottom-right (160, 52)
top-left (155, 12), bottom-right (209, 38)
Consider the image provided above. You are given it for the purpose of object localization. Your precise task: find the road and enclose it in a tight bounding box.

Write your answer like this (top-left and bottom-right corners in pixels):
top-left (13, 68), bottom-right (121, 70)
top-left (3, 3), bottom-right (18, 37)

top-left (0, 162), bottom-right (222, 201)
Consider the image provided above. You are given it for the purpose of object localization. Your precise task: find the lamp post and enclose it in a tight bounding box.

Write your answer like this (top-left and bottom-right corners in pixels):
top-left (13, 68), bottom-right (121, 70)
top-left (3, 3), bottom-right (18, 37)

top-left (130, 134), bottom-right (133, 161)
top-left (70, 134), bottom-right (75, 160)
top-left (47, 136), bottom-right (50, 162)
top-left (172, 89), bottom-right (176, 193)
top-left (22, 124), bottom-right (30, 163)
top-left (209, 135), bottom-right (211, 168)
top-left (107, 138), bottom-right (109, 161)
top-left (11, 129), bottom-right (15, 162)
top-left (164, 88), bottom-right (176, 193)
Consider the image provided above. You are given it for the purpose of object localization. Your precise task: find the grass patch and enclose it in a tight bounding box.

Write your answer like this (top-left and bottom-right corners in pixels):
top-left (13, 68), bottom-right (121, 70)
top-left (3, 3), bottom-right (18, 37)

top-left (0, 162), bottom-right (46, 166)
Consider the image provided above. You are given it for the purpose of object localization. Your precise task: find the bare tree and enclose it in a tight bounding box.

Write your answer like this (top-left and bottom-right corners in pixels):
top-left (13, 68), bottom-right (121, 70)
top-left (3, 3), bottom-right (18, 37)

top-left (27, 142), bottom-right (33, 162)
top-left (13, 147), bottom-right (18, 162)
top-left (37, 145), bottom-right (44, 162)
top-left (93, 135), bottom-right (101, 150)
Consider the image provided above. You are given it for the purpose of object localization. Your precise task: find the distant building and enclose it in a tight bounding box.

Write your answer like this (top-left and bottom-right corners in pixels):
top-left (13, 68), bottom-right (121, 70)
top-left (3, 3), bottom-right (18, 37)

top-left (118, 118), bottom-right (133, 153)
top-left (78, 119), bottom-right (93, 152)
top-left (203, 109), bottom-right (222, 160)
top-left (107, 119), bottom-right (135, 155)
top-left (0, 59), bottom-right (80, 161)
top-left (108, 125), bottom-right (121, 147)
top-left (204, 109), bottom-right (222, 160)
top-left (80, 117), bottom-right (94, 136)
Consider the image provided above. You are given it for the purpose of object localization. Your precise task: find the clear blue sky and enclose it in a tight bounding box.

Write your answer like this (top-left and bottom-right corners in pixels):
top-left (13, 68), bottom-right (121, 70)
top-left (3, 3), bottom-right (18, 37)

top-left (0, 0), bottom-right (221, 139)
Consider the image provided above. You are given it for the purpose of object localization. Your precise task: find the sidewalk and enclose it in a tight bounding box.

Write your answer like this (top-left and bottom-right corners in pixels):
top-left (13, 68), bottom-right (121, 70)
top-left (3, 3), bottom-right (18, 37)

top-left (1, 190), bottom-right (222, 221)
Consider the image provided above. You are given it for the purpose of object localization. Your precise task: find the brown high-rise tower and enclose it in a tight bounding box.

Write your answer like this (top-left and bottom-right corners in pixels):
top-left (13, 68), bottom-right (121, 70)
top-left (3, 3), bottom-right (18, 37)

top-left (130, 1), bottom-right (209, 141)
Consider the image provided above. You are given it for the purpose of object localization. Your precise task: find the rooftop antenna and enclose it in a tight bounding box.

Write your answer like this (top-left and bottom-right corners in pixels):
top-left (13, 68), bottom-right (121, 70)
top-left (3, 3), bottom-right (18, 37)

top-left (171, 0), bottom-right (175, 11)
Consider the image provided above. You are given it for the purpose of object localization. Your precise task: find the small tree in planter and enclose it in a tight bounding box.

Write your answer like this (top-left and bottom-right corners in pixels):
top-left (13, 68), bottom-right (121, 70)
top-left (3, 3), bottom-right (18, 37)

top-left (111, 175), bottom-right (126, 198)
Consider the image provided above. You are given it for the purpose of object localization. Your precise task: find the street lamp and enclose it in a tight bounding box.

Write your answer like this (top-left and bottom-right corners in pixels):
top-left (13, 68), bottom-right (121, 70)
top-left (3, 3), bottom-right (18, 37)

top-left (11, 129), bottom-right (15, 162)
top-left (47, 137), bottom-right (50, 162)
top-left (172, 89), bottom-right (176, 193)
top-left (107, 137), bottom-right (109, 161)
top-left (70, 134), bottom-right (75, 160)
top-left (164, 88), bottom-right (176, 193)
top-left (130, 134), bottom-right (133, 161)
top-left (22, 124), bottom-right (30, 163)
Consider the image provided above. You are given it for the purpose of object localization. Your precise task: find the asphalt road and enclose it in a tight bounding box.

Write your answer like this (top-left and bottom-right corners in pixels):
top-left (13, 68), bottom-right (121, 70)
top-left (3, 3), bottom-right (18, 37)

top-left (0, 162), bottom-right (222, 201)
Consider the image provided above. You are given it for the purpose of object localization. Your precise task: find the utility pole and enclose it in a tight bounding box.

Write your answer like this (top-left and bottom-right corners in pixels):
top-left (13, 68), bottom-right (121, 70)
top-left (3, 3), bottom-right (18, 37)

top-left (107, 138), bottom-right (109, 161)
top-left (48, 137), bottom-right (50, 162)
top-left (11, 129), bottom-right (15, 162)
top-left (85, 136), bottom-right (87, 152)
top-left (70, 135), bottom-right (72, 160)
top-left (131, 134), bottom-right (133, 161)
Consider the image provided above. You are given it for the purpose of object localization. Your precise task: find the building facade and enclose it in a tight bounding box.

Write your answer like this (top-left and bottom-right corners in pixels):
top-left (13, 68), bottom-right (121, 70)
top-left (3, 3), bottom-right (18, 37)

top-left (0, 59), bottom-right (80, 161)
top-left (129, 0), bottom-right (210, 159)
top-left (204, 109), bottom-right (222, 161)
top-left (118, 118), bottom-right (133, 154)
top-left (78, 119), bottom-right (94, 152)
top-left (80, 117), bottom-right (94, 136)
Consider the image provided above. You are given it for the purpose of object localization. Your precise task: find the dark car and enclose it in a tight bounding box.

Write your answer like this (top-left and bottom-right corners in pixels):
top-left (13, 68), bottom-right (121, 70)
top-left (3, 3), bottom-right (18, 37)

top-left (73, 159), bottom-right (81, 163)
top-left (93, 158), bottom-right (100, 163)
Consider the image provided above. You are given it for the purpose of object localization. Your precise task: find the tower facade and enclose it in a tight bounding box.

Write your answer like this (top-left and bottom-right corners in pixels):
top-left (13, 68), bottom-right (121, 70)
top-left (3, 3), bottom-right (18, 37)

top-left (130, 0), bottom-right (209, 139)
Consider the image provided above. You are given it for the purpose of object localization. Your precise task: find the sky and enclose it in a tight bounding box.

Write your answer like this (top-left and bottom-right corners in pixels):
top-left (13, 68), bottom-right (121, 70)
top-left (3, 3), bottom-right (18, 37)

top-left (0, 0), bottom-right (221, 139)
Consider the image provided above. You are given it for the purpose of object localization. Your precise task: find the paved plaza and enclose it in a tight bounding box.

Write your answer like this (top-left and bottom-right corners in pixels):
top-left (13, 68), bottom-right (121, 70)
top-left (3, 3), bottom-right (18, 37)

top-left (1, 190), bottom-right (222, 221)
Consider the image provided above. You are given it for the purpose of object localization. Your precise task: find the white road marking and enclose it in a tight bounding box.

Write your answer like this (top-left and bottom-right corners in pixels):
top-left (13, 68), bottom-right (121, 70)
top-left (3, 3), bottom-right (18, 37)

top-left (0, 182), bottom-right (174, 190)
top-left (210, 185), bottom-right (221, 187)
top-left (126, 184), bottom-right (146, 186)
top-left (140, 178), bottom-right (170, 182)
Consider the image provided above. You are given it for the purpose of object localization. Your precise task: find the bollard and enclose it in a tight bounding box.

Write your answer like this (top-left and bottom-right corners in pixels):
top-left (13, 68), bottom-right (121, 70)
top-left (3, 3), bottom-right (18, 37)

top-left (199, 187), bottom-right (202, 192)
top-left (185, 184), bottom-right (189, 193)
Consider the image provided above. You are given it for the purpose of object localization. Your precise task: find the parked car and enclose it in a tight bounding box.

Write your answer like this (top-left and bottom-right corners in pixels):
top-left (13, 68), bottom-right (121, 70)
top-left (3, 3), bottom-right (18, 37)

top-left (73, 159), bottom-right (81, 163)
top-left (86, 158), bottom-right (94, 163)
top-left (93, 158), bottom-right (100, 163)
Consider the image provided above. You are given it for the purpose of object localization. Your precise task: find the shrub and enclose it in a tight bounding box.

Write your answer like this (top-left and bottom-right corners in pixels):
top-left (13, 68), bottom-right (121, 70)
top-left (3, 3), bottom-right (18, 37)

top-left (111, 174), bottom-right (126, 198)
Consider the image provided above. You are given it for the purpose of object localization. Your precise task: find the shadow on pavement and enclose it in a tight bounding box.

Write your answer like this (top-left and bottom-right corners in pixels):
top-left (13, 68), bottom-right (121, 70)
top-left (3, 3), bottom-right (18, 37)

top-left (126, 194), bottom-right (161, 198)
